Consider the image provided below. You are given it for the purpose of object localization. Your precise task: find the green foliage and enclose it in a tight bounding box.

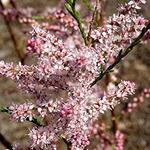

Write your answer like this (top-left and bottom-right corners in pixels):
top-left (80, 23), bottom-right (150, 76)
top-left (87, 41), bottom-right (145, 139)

top-left (65, 0), bottom-right (88, 45)
top-left (32, 16), bottom-right (45, 20)
top-left (28, 116), bottom-right (42, 126)
top-left (0, 107), bottom-right (9, 113)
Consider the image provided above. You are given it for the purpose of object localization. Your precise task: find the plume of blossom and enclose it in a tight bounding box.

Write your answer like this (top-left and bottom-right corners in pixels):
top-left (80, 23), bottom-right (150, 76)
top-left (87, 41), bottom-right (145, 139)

top-left (89, 123), bottom-right (113, 150)
top-left (27, 25), bottom-right (99, 88)
top-left (28, 126), bottom-right (57, 149)
top-left (0, 61), bottom-right (49, 103)
top-left (122, 88), bottom-right (150, 114)
top-left (0, 0), bottom-right (147, 149)
top-left (9, 102), bottom-right (35, 122)
top-left (91, 0), bottom-right (148, 69)
top-left (104, 81), bottom-right (136, 108)
top-left (28, 111), bottom-right (72, 149)
top-left (62, 81), bottom-right (135, 149)
top-left (54, 10), bottom-right (78, 30)
top-left (0, 27), bottom-right (136, 150)
top-left (0, 25), bottom-right (136, 149)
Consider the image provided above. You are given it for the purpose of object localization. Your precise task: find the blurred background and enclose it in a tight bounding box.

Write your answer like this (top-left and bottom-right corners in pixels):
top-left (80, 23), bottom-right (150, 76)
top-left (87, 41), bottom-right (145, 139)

top-left (0, 0), bottom-right (150, 149)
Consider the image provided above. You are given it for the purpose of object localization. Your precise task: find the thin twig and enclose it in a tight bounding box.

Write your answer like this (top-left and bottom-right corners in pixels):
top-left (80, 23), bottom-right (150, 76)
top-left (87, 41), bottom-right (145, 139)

top-left (65, 0), bottom-right (88, 45)
top-left (9, 0), bottom-right (17, 9)
top-left (111, 109), bottom-right (118, 134)
top-left (0, 0), bottom-right (25, 64)
top-left (61, 135), bottom-right (72, 150)
top-left (96, 0), bottom-right (107, 26)
top-left (88, 0), bottom-right (107, 46)
top-left (0, 133), bottom-right (12, 150)
top-left (87, 4), bottom-right (97, 43)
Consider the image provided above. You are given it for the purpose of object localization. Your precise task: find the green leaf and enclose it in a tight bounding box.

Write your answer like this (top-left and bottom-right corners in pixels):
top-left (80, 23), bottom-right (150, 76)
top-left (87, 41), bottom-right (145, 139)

top-left (65, 3), bottom-right (73, 14)
top-left (65, 0), bottom-right (88, 45)
top-left (66, 0), bottom-right (74, 6)
top-left (74, 10), bottom-right (81, 20)
top-left (0, 107), bottom-right (9, 113)
top-left (32, 116), bottom-right (42, 126)
top-left (32, 16), bottom-right (44, 20)
top-left (26, 116), bottom-right (42, 126)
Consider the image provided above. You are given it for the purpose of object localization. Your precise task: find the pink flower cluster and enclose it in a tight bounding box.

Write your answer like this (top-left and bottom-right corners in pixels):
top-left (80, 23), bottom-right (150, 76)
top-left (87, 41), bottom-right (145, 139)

top-left (54, 10), bottom-right (78, 30)
top-left (114, 130), bottom-right (124, 150)
top-left (90, 123), bottom-right (113, 150)
top-left (122, 88), bottom-right (150, 114)
top-left (9, 103), bottom-right (35, 122)
top-left (89, 123), bottom-right (124, 150)
top-left (0, 0), bottom-right (148, 149)
top-left (105, 81), bottom-right (136, 107)
top-left (91, 0), bottom-right (148, 69)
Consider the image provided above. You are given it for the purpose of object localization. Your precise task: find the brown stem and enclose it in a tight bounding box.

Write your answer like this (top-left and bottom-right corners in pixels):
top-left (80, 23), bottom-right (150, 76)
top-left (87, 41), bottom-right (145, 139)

top-left (67, 144), bottom-right (71, 150)
top-left (9, 0), bottom-right (17, 9)
top-left (87, 0), bottom-right (107, 44)
top-left (0, 132), bottom-right (12, 150)
top-left (0, 0), bottom-right (25, 64)
top-left (104, 70), bottom-right (118, 135)
top-left (9, 0), bottom-right (20, 21)
top-left (111, 109), bottom-right (118, 134)
top-left (61, 136), bottom-right (72, 150)
top-left (87, 4), bottom-right (97, 42)
top-left (95, 0), bottom-right (104, 27)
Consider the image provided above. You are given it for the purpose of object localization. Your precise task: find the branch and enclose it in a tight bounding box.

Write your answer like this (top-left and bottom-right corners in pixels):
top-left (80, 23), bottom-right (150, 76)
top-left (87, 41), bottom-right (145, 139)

top-left (65, 0), bottom-right (88, 45)
top-left (87, 3), bottom-right (97, 43)
top-left (0, 0), bottom-right (25, 64)
top-left (90, 22), bottom-right (150, 87)
top-left (0, 133), bottom-right (12, 150)
top-left (61, 135), bottom-right (72, 150)
top-left (111, 109), bottom-right (118, 134)
top-left (87, 0), bottom-right (106, 43)
top-left (9, 0), bottom-right (17, 9)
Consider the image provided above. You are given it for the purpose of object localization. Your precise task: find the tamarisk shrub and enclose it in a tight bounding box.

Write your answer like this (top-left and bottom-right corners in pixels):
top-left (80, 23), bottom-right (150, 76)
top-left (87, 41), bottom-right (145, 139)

top-left (0, 0), bottom-right (150, 149)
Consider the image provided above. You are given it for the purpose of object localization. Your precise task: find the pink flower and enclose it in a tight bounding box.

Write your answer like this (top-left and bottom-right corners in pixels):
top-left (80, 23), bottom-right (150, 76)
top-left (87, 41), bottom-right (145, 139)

top-left (9, 103), bottom-right (35, 122)
top-left (115, 130), bottom-right (124, 150)
top-left (0, 0), bottom-right (147, 149)
top-left (28, 126), bottom-right (57, 149)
